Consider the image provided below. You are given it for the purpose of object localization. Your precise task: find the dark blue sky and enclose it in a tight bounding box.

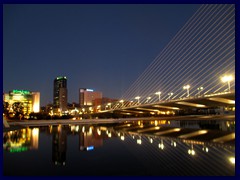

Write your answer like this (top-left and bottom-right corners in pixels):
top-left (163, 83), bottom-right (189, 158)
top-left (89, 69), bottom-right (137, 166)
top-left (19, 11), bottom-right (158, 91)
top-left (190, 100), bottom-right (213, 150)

top-left (3, 4), bottom-right (201, 106)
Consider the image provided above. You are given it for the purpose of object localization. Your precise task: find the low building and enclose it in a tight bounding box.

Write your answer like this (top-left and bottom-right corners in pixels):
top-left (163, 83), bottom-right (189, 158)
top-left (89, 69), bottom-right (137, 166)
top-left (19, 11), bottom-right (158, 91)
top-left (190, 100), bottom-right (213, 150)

top-left (93, 97), bottom-right (119, 112)
top-left (79, 88), bottom-right (102, 107)
top-left (3, 89), bottom-right (40, 117)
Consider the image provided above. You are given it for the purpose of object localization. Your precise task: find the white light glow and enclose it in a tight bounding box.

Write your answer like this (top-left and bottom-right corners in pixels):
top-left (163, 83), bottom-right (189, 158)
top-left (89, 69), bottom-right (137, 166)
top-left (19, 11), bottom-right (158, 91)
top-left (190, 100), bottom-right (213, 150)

top-left (229, 157), bottom-right (235, 164)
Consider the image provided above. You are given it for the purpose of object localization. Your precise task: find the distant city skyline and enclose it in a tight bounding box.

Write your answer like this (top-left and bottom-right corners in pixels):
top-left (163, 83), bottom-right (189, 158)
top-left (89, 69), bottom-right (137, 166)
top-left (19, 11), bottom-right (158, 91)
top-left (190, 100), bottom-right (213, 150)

top-left (3, 4), bottom-right (201, 106)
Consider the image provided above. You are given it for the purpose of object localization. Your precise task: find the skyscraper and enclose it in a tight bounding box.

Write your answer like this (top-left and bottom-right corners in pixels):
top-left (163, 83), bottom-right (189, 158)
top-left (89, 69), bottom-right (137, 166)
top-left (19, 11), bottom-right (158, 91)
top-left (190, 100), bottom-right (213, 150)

top-left (53, 76), bottom-right (68, 112)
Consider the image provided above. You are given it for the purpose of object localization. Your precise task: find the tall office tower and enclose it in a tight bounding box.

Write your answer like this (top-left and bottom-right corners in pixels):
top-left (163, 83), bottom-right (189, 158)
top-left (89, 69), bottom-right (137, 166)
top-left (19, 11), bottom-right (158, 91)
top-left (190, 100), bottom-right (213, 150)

top-left (53, 76), bottom-right (68, 112)
top-left (79, 88), bottom-right (102, 107)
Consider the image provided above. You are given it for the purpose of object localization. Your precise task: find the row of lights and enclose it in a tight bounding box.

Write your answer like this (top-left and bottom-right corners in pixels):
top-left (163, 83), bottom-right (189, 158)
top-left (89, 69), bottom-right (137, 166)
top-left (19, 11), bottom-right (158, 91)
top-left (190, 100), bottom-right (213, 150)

top-left (113, 75), bottom-right (234, 108)
top-left (48, 75), bottom-right (234, 114)
top-left (77, 74), bottom-right (234, 113)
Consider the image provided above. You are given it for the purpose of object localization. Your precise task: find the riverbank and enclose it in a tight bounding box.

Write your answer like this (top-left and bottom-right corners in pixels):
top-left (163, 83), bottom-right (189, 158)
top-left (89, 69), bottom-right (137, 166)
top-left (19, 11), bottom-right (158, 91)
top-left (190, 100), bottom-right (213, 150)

top-left (5, 114), bottom-right (235, 128)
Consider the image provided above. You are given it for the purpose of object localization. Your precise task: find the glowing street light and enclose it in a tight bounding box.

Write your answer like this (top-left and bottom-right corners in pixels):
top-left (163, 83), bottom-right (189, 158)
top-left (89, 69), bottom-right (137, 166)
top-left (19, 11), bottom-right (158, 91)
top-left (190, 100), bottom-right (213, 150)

top-left (197, 87), bottom-right (203, 97)
top-left (130, 100), bottom-right (133, 106)
top-left (89, 107), bottom-right (92, 111)
top-left (228, 157), bottom-right (235, 165)
top-left (155, 91), bottom-right (161, 101)
top-left (183, 85), bottom-right (190, 97)
top-left (135, 96), bottom-right (141, 104)
top-left (107, 103), bottom-right (111, 109)
top-left (146, 97), bottom-right (151, 103)
top-left (221, 75), bottom-right (233, 92)
top-left (168, 92), bottom-right (173, 100)
top-left (97, 105), bottom-right (101, 111)
top-left (119, 100), bottom-right (124, 107)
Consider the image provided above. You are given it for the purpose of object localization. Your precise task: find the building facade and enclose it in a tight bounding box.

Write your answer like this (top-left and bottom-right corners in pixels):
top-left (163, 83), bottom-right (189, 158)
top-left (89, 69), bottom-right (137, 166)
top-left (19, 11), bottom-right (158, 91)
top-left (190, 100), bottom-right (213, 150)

top-left (79, 88), bottom-right (102, 107)
top-left (92, 97), bottom-right (119, 112)
top-left (53, 76), bottom-right (68, 112)
top-left (3, 89), bottom-right (40, 116)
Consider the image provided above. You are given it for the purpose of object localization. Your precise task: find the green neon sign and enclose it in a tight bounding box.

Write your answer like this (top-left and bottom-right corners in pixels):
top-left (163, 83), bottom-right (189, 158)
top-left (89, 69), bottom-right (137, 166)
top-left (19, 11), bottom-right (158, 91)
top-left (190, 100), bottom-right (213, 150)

top-left (12, 90), bottom-right (30, 95)
top-left (9, 147), bottom-right (28, 153)
top-left (57, 76), bottom-right (67, 80)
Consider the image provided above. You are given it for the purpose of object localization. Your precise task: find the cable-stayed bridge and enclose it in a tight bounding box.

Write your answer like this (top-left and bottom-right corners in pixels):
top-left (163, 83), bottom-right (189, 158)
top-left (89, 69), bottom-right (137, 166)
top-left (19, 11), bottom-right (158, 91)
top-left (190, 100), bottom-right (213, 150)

top-left (91, 4), bottom-right (235, 118)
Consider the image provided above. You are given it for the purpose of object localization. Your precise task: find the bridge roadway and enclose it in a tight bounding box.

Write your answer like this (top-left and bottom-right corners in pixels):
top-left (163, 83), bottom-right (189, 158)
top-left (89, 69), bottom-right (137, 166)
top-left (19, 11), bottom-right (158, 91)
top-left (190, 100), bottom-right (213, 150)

top-left (95, 92), bottom-right (235, 116)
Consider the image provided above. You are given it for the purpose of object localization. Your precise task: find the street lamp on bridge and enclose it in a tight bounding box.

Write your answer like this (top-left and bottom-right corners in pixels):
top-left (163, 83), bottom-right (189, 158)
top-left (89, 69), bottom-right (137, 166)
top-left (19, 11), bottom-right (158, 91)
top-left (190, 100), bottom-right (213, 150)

top-left (221, 75), bottom-right (233, 92)
top-left (168, 93), bottom-right (173, 100)
top-left (135, 96), bottom-right (141, 104)
top-left (155, 91), bottom-right (161, 102)
top-left (197, 87), bottom-right (203, 97)
top-left (146, 97), bottom-right (151, 103)
top-left (130, 101), bottom-right (133, 106)
top-left (183, 85), bottom-right (190, 97)
top-left (119, 100), bottom-right (124, 107)
top-left (97, 105), bottom-right (101, 112)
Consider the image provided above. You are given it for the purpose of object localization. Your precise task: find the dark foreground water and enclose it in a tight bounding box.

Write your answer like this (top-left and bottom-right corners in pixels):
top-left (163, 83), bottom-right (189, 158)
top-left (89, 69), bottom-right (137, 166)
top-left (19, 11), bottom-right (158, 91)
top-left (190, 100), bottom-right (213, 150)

top-left (3, 119), bottom-right (235, 176)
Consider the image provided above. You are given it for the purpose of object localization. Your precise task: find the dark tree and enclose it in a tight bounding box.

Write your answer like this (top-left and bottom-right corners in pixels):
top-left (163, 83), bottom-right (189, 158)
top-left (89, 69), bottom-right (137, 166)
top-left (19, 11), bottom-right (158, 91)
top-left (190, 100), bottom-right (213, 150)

top-left (12, 102), bottom-right (24, 120)
top-left (3, 101), bottom-right (10, 118)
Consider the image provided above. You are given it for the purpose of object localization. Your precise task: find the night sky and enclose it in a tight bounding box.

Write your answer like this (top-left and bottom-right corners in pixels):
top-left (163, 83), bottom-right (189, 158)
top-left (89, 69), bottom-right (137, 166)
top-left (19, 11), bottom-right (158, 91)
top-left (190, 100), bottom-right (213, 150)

top-left (3, 4), bottom-right (201, 106)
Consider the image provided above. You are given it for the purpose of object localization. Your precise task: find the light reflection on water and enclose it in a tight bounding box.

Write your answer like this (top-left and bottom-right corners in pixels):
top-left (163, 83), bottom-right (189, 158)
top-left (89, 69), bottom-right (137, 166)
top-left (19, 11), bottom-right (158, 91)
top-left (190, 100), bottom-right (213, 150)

top-left (3, 119), bottom-right (235, 176)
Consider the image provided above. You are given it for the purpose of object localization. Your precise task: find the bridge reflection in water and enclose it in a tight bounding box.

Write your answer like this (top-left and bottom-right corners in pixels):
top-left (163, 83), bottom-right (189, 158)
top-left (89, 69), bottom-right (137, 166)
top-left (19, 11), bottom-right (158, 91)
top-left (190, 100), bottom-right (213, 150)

top-left (3, 119), bottom-right (235, 176)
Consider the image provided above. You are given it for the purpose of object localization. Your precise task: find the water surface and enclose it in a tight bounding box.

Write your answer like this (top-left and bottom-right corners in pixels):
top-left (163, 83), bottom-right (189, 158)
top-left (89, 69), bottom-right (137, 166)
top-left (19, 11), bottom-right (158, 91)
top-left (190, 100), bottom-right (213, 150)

top-left (3, 119), bottom-right (235, 176)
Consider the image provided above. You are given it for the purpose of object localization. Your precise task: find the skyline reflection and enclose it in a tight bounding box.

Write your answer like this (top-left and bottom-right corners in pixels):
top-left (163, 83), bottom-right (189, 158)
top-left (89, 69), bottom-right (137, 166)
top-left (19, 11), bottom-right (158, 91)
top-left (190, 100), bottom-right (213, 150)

top-left (3, 119), bottom-right (235, 175)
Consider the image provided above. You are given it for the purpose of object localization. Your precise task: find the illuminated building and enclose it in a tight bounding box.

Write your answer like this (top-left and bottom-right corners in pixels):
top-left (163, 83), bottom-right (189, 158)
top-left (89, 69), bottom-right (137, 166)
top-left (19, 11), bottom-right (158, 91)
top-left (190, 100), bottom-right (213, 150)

top-left (92, 97), bottom-right (118, 112)
top-left (3, 90), bottom-right (40, 115)
top-left (53, 76), bottom-right (68, 112)
top-left (79, 88), bottom-right (102, 107)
